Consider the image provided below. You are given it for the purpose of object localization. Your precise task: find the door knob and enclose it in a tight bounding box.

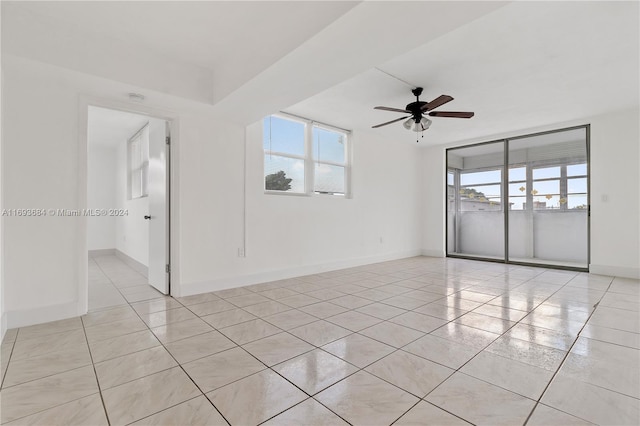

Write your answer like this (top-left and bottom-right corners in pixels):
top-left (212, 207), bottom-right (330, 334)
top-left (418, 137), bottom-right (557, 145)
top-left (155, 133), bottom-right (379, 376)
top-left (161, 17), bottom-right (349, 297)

top-left (144, 215), bottom-right (151, 220)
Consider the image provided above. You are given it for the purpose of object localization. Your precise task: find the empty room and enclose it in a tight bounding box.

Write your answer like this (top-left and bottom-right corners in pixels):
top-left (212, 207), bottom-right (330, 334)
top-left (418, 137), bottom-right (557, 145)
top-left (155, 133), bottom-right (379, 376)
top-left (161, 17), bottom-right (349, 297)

top-left (0, 1), bottom-right (638, 425)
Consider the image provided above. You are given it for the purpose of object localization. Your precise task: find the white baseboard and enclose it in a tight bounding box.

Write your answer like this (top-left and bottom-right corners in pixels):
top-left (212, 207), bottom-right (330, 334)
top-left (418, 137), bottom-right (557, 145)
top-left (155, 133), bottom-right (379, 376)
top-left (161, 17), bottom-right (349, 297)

top-left (115, 250), bottom-right (148, 278)
top-left (422, 249), bottom-right (445, 258)
top-left (5, 300), bottom-right (79, 329)
top-left (179, 249), bottom-right (423, 297)
top-left (1, 312), bottom-right (7, 343)
top-left (88, 248), bottom-right (115, 257)
top-left (589, 264), bottom-right (640, 280)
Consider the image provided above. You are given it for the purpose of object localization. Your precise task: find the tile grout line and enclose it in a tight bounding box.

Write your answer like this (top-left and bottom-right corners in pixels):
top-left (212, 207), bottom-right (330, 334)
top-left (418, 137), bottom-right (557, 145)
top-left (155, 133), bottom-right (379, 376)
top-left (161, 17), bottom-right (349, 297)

top-left (6, 256), bottom-right (633, 425)
top-left (135, 258), bottom-right (570, 425)
top-left (195, 281), bottom-right (436, 425)
top-left (100, 261), bottom-right (234, 426)
top-left (79, 315), bottom-right (112, 426)
top-left (91, 256), bottom-right (234, 425)
top-left (521, 278), bottom-right (614, 425)
top-left (207, 265), bottom-right (566, 425)
top-left (199, 320), bottom-right (355, 425)
top-left (398, 270), bottom-right (583, 424)
top-left (0, 329), bottom-right (19, 390)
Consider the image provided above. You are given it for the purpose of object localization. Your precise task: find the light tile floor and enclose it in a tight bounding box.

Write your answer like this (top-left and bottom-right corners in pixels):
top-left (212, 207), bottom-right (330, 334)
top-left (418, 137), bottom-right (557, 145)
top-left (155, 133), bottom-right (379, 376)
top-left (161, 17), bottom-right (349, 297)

top-left (1, 255), bottom-right (639, 425)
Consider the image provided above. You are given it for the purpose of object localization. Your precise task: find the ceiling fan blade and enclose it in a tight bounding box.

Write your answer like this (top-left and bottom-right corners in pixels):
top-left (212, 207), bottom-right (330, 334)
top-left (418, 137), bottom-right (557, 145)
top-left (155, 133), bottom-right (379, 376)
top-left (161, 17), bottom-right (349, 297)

top-left (372, 116), bottom-right (410, 128)
top-left (374, 106), bottom-right (411, 113)
top-left (428, 111), bottom-right (475, 118)
top-left (421, 95), bottom-right (454, 111)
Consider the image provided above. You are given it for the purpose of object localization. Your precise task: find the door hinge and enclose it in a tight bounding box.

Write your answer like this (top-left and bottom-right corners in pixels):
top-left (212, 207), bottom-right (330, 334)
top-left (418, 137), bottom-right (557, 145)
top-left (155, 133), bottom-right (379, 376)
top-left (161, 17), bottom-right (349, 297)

top-left (166, 264), bottom-right (171, 273)
top-left (166, 136), bottom-right (171, 145)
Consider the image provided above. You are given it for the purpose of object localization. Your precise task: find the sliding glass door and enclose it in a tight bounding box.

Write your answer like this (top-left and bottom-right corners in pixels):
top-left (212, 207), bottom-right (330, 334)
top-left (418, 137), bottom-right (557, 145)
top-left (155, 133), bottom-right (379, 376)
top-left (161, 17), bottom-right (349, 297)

top-left (447, 126), bottom-right (589, 270)
top-left (507, 127), bottom-right (589, 267)
top-left (447, 141), bottom-right (505, 260)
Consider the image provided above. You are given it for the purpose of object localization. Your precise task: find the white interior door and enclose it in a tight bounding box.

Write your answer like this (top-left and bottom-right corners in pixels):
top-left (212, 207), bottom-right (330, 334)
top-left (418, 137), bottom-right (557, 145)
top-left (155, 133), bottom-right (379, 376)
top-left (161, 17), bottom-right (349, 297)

top-left (147, 119), bottom-right (169, 294)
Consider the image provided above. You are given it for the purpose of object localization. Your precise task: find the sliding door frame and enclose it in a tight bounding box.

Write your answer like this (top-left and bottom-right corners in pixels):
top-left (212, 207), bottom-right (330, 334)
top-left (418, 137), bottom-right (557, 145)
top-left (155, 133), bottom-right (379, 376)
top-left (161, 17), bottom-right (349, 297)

top-left (445, 124), bottom-right (590, 272)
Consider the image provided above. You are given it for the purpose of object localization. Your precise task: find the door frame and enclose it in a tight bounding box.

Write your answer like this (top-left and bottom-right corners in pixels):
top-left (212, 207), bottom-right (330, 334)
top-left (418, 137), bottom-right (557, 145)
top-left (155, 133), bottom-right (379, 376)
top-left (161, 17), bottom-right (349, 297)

top-left (444, 124), bottom-right (591, 272)
top-left (77, 95), bottom-right (180, 314)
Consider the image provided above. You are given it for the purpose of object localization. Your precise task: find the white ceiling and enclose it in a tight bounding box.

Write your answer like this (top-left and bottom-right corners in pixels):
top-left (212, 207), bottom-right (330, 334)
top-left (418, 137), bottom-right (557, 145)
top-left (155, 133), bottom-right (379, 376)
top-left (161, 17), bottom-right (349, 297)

top-left (3, 1), bottom-right (359, 103)
top-left (4, 1), bottom-right (639, 148)
top-left (88, 106), bottom-right (150, 148)
top-left (7, 1), bottom-right (356, 71)
top-left (285, 1), bottom-right (639, 146)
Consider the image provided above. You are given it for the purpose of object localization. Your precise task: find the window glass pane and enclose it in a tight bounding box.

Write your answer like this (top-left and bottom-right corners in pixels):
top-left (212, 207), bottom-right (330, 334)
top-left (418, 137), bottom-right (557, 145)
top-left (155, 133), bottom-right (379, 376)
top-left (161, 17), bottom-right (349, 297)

top-left (447, 171), bottom-right (454, 186)
top-left (568, 177), bottom-right (587, 194)
top-left (131, 138), bottom-right (141, 167)
top-left (509, 167), bottom-right (526, 181)
top-left (314, 164), bottom-right (345, 194)
top-left (532, 166), bottom-right (560, 179)
top-left (460, 169), bottom-right (501, 185)
top-left (132, 169), bottom-right (142, 199)
top-left (533, 195), bottom-right (561, 210)
top-left (313, 127), bottom-right (345, 164)
top-left (567, 163), bottom-right (587, 176)
top-left (509, 196), bottom-right (526, 210)
top-left (263, 116), bottom-right (305, 156)
top-left (509, 182), bottom-right (527, 196)
top-left (567, 194), bottom-right (588, 210)
top-left (264, 154), bottom-right (304, 192)
top-left (531, 179), bottom-right (559, 196)
top-left (141, 167), bottom-right (148, 197)
top-left (459, 184), bottom-right (501, 211)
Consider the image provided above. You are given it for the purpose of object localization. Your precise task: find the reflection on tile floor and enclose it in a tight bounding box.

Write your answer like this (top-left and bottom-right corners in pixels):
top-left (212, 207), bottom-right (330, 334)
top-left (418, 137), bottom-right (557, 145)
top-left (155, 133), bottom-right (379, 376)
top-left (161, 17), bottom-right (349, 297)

top-left (1, 255), bottom-right (639, 425)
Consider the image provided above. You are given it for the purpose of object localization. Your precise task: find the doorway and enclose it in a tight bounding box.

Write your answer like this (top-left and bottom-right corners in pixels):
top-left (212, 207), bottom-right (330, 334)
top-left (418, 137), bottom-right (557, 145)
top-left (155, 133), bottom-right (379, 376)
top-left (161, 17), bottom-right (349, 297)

top-left (86, 106), bottom-right (171, 311)
top-left (446, 125), bottom-right (590, 270)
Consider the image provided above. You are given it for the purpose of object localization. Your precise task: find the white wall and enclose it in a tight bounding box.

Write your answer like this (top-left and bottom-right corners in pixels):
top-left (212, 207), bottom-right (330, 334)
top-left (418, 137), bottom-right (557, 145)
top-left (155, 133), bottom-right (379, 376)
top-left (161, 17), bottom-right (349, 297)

top-left (1, 55), bottom-right (423, 328)
top-left (0, 36), bottom-right (5, 341)
top-left (589, 108), bottom-right (640, 278)
top-left (177, 119), bottom-right (423, 295)
top-left (114, 133), bottom-right (149, 267)
top-left (87, 144), bottom-right (116, 251)
top-left (422, 107), bottom-right (640, 278)
top-left (3, 58), bottom-right (84, 327)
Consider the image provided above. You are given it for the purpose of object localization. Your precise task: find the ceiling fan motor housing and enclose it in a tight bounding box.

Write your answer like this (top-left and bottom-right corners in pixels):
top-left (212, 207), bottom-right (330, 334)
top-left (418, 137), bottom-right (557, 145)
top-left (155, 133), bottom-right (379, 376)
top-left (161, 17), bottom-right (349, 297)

top-left (406, 101), bottom-right (428, 121)
top-left (407, 87), bottom-right (426, 121)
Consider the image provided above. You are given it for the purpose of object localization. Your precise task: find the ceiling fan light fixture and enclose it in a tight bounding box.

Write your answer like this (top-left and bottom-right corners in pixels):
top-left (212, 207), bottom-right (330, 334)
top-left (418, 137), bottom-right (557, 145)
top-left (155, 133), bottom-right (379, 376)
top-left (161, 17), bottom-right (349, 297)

top-left (402, 118), bottom-right (414, 130)
top-left (404, 117), bottom-right (432, 132)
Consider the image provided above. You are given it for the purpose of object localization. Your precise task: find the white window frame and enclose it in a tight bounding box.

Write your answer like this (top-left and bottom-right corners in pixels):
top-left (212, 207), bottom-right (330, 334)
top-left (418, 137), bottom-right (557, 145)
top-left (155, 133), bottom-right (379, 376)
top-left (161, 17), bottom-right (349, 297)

top-left (127, 123), bottom-right (149, 200)
top-left (451, 159), bottom-right (588, 212)
top-left (263, 113), bottom-right (351, 198)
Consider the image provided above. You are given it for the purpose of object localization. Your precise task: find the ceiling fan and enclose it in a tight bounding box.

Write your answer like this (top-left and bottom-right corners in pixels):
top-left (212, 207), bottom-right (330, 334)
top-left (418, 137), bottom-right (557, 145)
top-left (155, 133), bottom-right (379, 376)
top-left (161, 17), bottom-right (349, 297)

top-left (372, 87), bottom-right (474, 133)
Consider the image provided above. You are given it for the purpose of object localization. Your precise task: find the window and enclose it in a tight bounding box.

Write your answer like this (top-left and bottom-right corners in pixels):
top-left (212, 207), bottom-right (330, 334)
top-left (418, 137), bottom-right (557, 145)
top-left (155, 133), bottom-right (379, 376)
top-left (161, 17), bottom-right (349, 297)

top-left (263, 115), bottom-right (305, 193)
top-left (128, 124), bottom-right (149, 199)
top-left (458, 169), bottom-right (502, 211)
top-left (530, 166), bottom-right (561, 210)
top-left (566, 163), bottom-right (588, 209)
top-left (313, 125), bottom-right (347, 195)
top-left (446, 125), bottom-right (589, 269)
top-left (508, 166), bottom-right (527, 210)
top-left (263, 114), bottom-right (350, 196)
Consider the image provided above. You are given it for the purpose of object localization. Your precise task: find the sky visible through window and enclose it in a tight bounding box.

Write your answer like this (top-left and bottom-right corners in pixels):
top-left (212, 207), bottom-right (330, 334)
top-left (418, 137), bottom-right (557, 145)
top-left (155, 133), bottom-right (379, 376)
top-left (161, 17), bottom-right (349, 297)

top-left (263, 116), bottom-right (305, 155)
top-left (263, 116), bottom-right (346, 194)
top-left (264, 116), bottom-right (305, 192)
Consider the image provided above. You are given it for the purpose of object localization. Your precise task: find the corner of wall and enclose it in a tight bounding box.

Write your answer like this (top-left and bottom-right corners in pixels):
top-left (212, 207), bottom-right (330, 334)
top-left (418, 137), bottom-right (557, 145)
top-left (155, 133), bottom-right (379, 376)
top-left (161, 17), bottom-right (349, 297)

top-left (180, 249), bottom-right (423, 297)
top-left (1, 313), bottom-right (7, 344)
top-left (589, 264), bottom-right (640, 280)
top-left (422, 249), bottom-right (445, 258)
top-left (5, 301), bottom-right (80, 330)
